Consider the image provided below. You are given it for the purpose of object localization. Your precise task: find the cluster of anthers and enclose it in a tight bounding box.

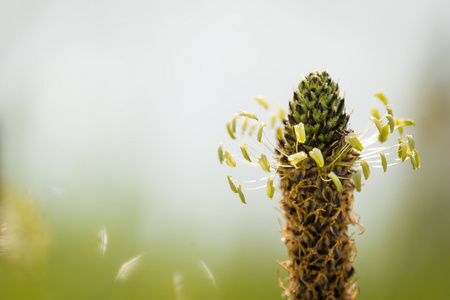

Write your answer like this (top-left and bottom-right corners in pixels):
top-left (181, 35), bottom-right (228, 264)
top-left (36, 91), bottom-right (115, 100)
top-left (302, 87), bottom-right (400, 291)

top-left (218, 92), bottom-right (419, 203)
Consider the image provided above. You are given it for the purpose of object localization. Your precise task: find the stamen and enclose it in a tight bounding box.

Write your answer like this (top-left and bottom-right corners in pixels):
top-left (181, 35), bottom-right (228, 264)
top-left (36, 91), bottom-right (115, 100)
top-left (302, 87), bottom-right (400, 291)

top-left (257, 154), bottom-right (272, 173)
top-left (238, 111), bottom-right (259, 121)
top-left (227, 175), bottom-right (238, 193)
top-left (224, 150), bottom-right (236, 167)
top-left (217, 144), bottom-right (224, 164)
top-left (360, 160), bottom-right (370, 180)
top-left (267, 177), bottom-right (275, 199)
top-left (240, 144), bottom-right (252, 162)
top-left (236, 185), bottom-right (246, 204)
top-left (226, 122), bottom-right (236, 139)
top-left (254, 95), bottom-right (269, 109)
top-left (257, 123), bottom-right (266, 142)
top-left (309, 148), bottom-right (324, 168)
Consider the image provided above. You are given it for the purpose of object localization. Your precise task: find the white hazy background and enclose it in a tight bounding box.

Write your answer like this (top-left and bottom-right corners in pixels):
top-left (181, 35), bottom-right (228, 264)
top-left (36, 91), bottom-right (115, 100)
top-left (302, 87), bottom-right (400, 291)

top-left (1, 0), bottom-right (449, 293)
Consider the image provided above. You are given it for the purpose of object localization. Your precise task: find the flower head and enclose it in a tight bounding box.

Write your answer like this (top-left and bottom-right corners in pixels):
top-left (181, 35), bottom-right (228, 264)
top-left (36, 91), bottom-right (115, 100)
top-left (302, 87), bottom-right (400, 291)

top-left (217, 71), bottom-right (420, 299)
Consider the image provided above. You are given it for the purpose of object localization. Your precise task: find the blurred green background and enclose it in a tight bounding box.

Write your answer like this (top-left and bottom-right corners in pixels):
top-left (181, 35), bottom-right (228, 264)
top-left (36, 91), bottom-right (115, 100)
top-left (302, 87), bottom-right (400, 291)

top-left (1, 1), bottom-right (449, 299)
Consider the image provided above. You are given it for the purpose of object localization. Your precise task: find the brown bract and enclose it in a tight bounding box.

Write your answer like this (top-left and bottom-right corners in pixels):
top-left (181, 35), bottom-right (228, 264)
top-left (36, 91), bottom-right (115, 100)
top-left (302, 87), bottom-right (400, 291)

top-left (277, 150), bottom-right (360, 300)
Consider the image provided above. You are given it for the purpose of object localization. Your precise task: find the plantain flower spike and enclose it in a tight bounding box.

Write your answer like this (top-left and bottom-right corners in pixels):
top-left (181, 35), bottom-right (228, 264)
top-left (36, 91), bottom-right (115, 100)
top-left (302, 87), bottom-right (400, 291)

top-left (218, 71), bottom-right (420, 300)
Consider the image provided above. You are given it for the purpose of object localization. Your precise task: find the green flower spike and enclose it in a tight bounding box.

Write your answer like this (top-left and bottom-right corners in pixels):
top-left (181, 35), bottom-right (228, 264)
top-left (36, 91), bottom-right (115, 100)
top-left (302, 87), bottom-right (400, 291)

top-left (218, 71), bottom-right (420, 300)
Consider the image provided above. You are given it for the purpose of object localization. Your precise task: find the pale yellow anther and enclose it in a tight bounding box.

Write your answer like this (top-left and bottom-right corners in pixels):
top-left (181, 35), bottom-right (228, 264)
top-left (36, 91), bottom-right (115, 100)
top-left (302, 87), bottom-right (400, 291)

top-left (397, 138), bottom-right (404, 159)
top-left (240, 144), bottom-right (252, 162)
top-left (406, 134), bottom-right (415, 151)
top-left (270, 113), bottom-right (277, 128)
top-left (408, 153), bottom-right (417, 170)
top-left (267, 177), bottom-right (275, 199)
top-left (378, 125), bottom-right (390, 143)
top-left (236, 185), bottom-right (246, 204)
top-left (257, 154), bottom-right (271, 173)
top-left (254, 95), bottom-right (269, 109)
top-left (386, 105), bottom-right (393, 116)
top-left (374, 93), bottom-right (388, 105)
top-left (309, 148), bottom-right (324, 168)
top-left (288, 152), bottom-right (308, 165)
top-left (294, 123), bottom-right (306, 143)
top-left (241, 118), bottom-right (249, 134)
top-left (328, 171), bottom-right (342, 192)
top-left (370, 117), bottom-right (383, 133)
top-left (227, 175), bottom-right (237, 193)
top-left (257, 123), bottom-right (266, 143)
top-left (395, 118), bottom-right (404, 135)
top-left (231, 115), bottom-right (238, 132)
top-left (400, 142), bottom-right (408, 162)
top-left (224, 150), bottom-right (236, 168)
top-left (238, 111), bottom-right (258, 121)
top-left (397, 119), bottom-right (416, 127)
top-left (386, 114), bottom-right (395, 133)
top-left (277, 127), bottom-right (284, 141)
top-left (371, 107), bottom-right (381, 120)
top-left (360, 160), bottom-right (370, 180)
top-left (248, 121), bottom-right (258, 136)
top-left (345, 133), bottom-right (364, 151)
top-left (414, 149), bottom-right (420, 169)
top-left (226, 122), bottom-right (236, 139)
top-left (277, 106), bottom-right (286, 121)
top-left (218, 144), bottom-right (224, 164)
top-left (352, 171), bottom-right (362, 192)
top-left (380, 152), bottom-right (387, 173)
